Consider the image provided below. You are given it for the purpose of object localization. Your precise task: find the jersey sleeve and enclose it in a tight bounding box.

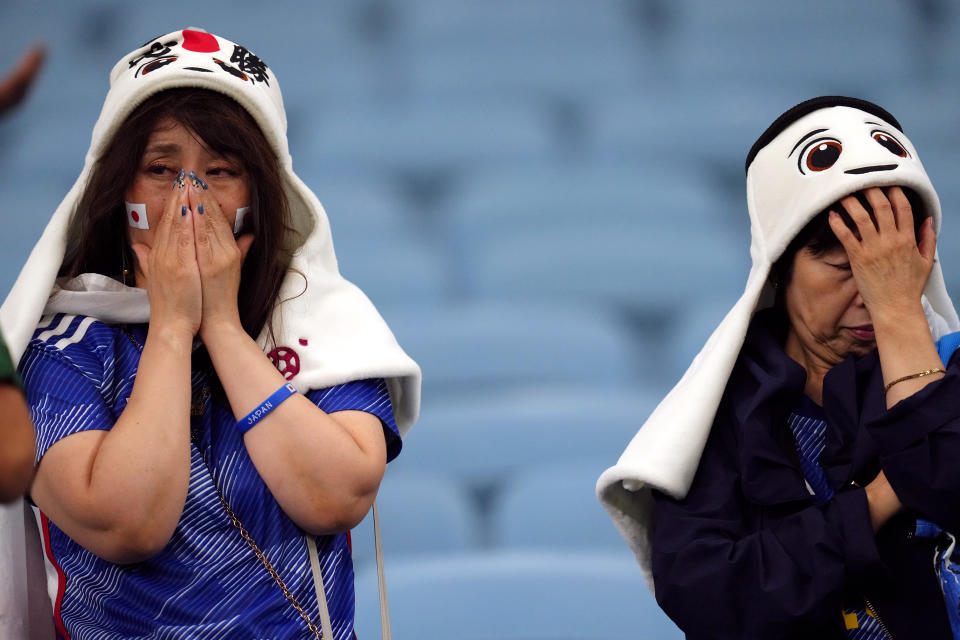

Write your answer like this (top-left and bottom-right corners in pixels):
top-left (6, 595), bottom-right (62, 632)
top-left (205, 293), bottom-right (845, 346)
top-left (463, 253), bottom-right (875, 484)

top-left (19, 340), bottom-right (116, 463)
top-left (306, 378), bottom-right (401, 462)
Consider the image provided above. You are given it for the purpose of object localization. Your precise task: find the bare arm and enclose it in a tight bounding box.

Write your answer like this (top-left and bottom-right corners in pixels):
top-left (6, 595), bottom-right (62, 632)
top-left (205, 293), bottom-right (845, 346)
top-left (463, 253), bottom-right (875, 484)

top-left (30, 327), bottom-right (193, 563)
top-left (29, 188), bottom-right (201, 564)
top-left (193, 189), bottom-right (386, 535)
top-left (0, 45), bottom-right (44, 116)
top-left (204, 326), bottom-right (387, 534)
top-left (0, 383), bottom-right (35, 502)
top-left (829, 186), bottom-right (944, 530)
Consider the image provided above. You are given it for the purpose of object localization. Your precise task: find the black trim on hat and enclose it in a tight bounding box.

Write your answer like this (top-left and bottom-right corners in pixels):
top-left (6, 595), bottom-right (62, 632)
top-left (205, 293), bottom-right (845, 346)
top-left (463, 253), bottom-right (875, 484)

top-left (744, 96), bottom-right (903, 175)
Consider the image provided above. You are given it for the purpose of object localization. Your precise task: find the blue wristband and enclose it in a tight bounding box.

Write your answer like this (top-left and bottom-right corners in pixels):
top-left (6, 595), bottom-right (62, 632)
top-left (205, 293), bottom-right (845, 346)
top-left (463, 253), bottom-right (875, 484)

top-left (237, 383), bottom-right (297, 433)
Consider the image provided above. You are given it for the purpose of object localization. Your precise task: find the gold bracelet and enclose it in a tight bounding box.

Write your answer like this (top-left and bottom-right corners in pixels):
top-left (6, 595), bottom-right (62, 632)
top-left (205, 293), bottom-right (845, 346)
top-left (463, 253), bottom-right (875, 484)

top-left (883, 368), bottom-right (945, 395)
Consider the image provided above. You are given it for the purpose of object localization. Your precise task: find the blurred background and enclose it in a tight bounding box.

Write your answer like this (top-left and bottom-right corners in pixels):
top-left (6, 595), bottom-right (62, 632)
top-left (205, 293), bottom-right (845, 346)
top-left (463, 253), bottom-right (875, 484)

top-left (3, 1), bottom-right (960, 637)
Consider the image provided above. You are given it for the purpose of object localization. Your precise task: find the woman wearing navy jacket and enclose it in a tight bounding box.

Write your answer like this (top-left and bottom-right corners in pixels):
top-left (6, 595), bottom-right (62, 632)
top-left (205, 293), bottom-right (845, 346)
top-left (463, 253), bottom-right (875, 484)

top-left (599, 97), bottom-right (960, 639)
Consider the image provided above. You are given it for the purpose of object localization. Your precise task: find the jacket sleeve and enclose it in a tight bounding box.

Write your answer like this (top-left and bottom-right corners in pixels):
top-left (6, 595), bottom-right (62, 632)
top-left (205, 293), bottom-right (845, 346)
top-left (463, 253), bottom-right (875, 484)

top-left (866, 358), bottom-right (960, 532)
top-left (651, 416), bottom-right (881, 638)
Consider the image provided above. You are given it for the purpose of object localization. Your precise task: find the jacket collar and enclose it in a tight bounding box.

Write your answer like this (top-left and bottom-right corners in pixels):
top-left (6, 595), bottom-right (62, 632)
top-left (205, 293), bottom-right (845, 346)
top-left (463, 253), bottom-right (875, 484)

top-left (727, 310), bottom-right (880, 505)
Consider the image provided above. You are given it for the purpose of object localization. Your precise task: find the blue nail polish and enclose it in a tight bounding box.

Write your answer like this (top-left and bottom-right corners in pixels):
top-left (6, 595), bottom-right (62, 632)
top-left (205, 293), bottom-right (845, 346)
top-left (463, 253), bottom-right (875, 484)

top-left (198, 203), bottom-right (204, 215)
top-left (172, 169), bottom-right (186, 190)
top-left (188, 170), bottom-right (208, 191)
top-left (181, 205), bottom-right (187, 216)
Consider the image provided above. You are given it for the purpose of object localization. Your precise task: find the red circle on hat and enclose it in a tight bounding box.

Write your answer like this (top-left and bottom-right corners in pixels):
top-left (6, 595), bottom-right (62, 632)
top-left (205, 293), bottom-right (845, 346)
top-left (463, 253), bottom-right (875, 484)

top-left (182, 30), bottom-right (219, 53)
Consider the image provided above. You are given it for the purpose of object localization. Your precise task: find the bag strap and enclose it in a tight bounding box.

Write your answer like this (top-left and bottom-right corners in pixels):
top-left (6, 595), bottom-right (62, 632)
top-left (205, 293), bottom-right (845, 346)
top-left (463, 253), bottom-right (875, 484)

top-left (305, 536), bottom-right (334, 637)
top-left (372, 501), bottom-right (392, 640)
top-left (307, 500), bottom-right (392, 639)
top-left (208, 473), bottom-right (323, 638)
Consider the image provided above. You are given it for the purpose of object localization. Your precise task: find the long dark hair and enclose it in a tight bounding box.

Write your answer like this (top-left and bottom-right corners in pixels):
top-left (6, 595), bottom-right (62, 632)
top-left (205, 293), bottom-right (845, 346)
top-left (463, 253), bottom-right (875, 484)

top-left (61, 88), bottom-right (294, 347)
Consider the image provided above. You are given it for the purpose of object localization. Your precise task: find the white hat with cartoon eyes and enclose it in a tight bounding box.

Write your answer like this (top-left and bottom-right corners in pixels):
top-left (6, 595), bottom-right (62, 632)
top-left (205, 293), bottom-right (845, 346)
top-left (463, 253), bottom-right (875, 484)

top-left (598, 95), bottom-right (960, 587)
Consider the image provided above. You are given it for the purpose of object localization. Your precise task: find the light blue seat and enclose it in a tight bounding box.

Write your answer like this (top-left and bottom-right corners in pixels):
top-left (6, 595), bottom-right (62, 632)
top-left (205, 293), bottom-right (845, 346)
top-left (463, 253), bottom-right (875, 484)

top-left (0, 102), bottom-right (95, 185)
top-left (312, 174), bottom-right (419, 238)
top-left (663, 295), bottom-right (740, 382)
top-left (300, 97), bottom-right (556, 174)
top-left (661, 0), bottom-right (917, 93)
top-left (392, 0), bottom-right (633, 45)
top-left (381, 301), bottom-right (646, 396)
top-left (354, 550), bottom-right (683, 639)
top-left (334, 230), bottom-right (451, 307)
top-left (586, 84), bottom-right (808, 173)
top-left (393, 386), bottom-right (661, 490)
top-left (444, 161), bottom-right (735, 249)
top-left (466, 223), bottom-right (748, 317)
top-left (0, 182), bottom-right (67, 298)
top-left (351, 469), bottom-right (481, 570)
top-left (400, 35), bottom-right (650, 99)
top-left (491, 460), bottom-right (628, 551)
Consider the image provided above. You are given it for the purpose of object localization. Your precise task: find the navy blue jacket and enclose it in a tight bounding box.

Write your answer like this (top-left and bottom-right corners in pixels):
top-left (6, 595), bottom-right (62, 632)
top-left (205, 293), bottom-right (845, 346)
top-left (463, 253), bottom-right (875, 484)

top-left (651, 311), bottom-right (959, 639)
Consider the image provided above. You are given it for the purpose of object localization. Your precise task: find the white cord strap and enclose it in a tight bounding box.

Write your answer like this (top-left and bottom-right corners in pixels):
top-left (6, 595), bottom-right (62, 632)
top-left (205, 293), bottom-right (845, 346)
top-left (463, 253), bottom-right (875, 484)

top-left (306, 536), bottom-right (334, 638)
top-left (306, 499), bottom-right (391, 639)
top-left (373, 501), bottom-right (392, 640)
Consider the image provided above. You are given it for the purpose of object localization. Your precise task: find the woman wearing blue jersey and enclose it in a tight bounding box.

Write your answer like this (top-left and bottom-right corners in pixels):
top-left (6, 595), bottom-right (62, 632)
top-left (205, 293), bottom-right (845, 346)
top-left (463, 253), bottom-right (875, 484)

top-left (0, 29), bottom-right (420, 639)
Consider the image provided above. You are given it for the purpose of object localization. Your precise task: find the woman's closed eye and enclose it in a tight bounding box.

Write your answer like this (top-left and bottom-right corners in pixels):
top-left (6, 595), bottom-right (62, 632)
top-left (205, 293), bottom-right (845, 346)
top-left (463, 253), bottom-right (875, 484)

top-left (146, 163), bottom-right (175, 176)
top-left (206, 166), bottom-right (241, 177)
top-left (826, 261), bottom-right (852, 271)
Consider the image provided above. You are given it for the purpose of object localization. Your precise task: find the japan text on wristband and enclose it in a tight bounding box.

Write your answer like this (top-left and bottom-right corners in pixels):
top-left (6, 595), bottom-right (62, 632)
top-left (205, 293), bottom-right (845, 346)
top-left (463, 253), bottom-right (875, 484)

top-left (237, 383), bottom-right (298, 433)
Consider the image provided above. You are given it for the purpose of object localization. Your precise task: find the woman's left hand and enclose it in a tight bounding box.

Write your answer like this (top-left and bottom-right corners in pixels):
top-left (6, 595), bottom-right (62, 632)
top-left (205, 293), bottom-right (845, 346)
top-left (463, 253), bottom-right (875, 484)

top-left (828, 186), bottom-right (936, 323)
top-left (190, 186), bottom-right (255, 340)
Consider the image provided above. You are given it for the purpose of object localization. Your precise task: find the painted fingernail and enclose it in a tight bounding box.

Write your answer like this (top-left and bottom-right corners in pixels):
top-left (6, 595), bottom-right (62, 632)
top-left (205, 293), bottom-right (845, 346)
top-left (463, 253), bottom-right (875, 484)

top-left (172, 169), bottom-right (186, 190)
top-left (198, 203), bottom-right (204, 215)
top-left (181, 205), bottom-right (187, 216)
top-left (188, 170), bottom-right (208, 190)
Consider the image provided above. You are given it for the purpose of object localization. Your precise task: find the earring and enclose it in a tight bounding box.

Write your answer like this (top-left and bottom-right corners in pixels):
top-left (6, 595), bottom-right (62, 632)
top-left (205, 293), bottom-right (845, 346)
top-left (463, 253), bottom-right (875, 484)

top-left (121, 242), bottom-right (130, 286)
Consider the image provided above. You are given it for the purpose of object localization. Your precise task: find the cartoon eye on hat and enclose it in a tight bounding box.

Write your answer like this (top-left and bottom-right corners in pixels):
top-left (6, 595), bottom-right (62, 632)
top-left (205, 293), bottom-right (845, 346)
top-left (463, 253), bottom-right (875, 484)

top-left (799, 137), bottom-right (842, 173)
top-left (872, 131), bottom-right (908, 158)
top-left (135, 56), bottom-right (177, 77)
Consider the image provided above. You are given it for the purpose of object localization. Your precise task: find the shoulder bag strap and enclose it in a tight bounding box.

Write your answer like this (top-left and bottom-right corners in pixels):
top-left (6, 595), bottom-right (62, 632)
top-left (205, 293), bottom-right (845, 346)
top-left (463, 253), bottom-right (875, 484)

top-left (372, 501), bottom-right (392, 640)
top-left (306, 500), bottom-right (391, 639)
top-left (305, 535), bottom-right (334, 638)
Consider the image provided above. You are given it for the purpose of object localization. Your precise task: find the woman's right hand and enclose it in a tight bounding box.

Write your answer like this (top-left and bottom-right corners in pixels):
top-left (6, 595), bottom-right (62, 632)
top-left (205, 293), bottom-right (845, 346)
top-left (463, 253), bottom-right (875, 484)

top-left (131, 185), bottom-right (202, 338)
top-left (828, 186), bottom-right (936, 323)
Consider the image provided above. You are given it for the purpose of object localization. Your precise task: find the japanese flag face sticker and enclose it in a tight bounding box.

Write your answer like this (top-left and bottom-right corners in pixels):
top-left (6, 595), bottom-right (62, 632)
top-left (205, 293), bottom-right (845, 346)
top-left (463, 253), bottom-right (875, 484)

top-left (125, 201), bottom-right (149, 229)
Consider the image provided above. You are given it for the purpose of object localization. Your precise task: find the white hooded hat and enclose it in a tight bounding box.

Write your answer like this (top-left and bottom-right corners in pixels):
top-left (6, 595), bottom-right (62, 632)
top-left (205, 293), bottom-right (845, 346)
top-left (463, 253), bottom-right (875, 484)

top-left (0, 28), bottom-right (421, 636)
top-left (596, 96), bottom-right (960, 588)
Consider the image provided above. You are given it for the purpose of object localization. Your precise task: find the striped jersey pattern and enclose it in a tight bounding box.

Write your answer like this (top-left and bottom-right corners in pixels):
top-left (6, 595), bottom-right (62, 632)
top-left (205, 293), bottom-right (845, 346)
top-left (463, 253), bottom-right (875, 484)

top-left (20, 314), bottom-right (400, 639)
top-left (787, 402), bottom-right (885, 640)
top-left (785, 410), bottom-right (834, 506)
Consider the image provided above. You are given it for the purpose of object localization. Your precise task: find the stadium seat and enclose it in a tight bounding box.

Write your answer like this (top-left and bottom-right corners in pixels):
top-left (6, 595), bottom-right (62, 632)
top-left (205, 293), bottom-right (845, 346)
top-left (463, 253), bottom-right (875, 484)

top-left (491, 460), bottom-right (628, 551)
top-left (466, 222), bottom-right (749, 318)
top-left (351, 469), bottom-right (481, 570)
top-left (354, 550), bottom-right (683, 639)
top-left (380, 301), bottom-right (646, 397)
top-left (299, 97), bottom-right (557, 174)
top-left (660, 0), bottom-right (918, 93)
top-left (444, 160), bottom-right (735, 248)
top-left (393, 386), bottom-right (661, 491)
